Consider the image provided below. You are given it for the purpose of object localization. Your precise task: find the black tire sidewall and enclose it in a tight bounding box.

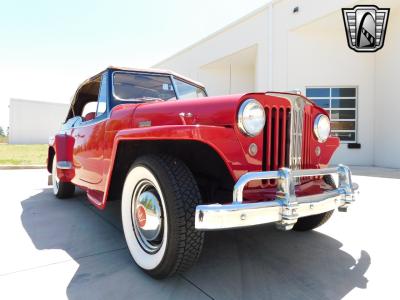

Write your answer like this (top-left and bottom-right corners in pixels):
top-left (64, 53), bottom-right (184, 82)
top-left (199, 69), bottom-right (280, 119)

top-left (122, 154), bottom-right (203, 278)
top-left (292, 175), bottom-right (336, 231)
top-left (52, 156), bottom-right (75, 199)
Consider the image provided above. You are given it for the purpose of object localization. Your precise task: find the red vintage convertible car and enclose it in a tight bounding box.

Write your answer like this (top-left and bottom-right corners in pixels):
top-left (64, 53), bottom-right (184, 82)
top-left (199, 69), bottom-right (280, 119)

top-left (48, 66), bottom-right (357, 278)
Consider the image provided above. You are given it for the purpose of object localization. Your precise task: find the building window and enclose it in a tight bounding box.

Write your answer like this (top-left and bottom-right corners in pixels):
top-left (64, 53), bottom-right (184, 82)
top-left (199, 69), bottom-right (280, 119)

top-left (306, 87), bottom-right (357, 143)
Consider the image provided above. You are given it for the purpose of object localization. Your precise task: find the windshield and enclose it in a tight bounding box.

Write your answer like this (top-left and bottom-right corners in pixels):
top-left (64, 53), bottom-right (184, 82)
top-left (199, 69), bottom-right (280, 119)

top-left (113, 71), bottom-right (206, 102)
top-left (113, 72), bottom-right (176, 101)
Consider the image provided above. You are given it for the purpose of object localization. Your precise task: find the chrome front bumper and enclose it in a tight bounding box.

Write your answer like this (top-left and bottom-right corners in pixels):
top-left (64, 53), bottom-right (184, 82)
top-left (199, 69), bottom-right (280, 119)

top-left (195, 165), bottom-right (358, 231)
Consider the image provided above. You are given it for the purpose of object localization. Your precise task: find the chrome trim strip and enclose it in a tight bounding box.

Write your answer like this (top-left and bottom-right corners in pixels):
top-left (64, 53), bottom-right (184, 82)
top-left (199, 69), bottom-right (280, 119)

top-left (170, 74), bottom-right (180, 99)
top-left (73, 116), bottom-right (109, 128)
top-left (196, 165), bottom-right (357, 231)
top-left (56, 161), bottom-right (73, 170)
top-left (290, 97), bottom-right (305, 173)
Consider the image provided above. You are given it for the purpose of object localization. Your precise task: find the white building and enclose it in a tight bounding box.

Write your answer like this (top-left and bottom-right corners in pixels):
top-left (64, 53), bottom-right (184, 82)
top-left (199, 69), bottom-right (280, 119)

top-left (155, 0), bottom-right (399, 168)
top-left (9, 99), bottom-right (69, 144)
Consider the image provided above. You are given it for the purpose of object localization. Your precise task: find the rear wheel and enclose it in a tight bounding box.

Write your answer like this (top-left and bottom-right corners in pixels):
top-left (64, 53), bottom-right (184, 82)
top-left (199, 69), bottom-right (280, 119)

top-left (52, 156), bottom-right (75, 199)
top-left (121, 154), bottom-right (204, 278)
top-left (292, 175), bottom-right (335, 231)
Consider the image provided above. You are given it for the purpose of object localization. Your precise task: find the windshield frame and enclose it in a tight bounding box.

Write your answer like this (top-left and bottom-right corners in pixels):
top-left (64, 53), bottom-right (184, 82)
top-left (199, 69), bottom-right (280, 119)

top-left (173, 76), bottom-right (208, 99)
top-left (111, 70), bottom-right (207, 102)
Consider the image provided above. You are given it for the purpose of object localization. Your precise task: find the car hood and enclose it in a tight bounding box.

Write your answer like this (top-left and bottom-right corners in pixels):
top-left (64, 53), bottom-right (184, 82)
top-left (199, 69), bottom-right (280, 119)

top-left (131, 94), bottom-right (249, 128)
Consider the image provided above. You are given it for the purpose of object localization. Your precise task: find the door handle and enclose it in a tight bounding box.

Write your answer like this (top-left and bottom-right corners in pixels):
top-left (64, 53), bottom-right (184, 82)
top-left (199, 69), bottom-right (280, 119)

top-left (179, 112), bottom-right (195, 125)
top-left (179, 112), bottom-right (193, 118)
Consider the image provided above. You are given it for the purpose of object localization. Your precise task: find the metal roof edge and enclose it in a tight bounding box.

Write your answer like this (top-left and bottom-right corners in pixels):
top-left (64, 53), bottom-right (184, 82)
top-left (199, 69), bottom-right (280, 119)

top-left (153, 0), bottom-right (282, 67)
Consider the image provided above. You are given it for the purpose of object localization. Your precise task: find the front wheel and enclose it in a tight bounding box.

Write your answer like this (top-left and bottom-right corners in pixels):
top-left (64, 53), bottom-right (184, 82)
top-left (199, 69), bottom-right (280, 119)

top-left (292, 175), bottom-right (335, 231)
top-left (121, 154), bottom-right (204, 278)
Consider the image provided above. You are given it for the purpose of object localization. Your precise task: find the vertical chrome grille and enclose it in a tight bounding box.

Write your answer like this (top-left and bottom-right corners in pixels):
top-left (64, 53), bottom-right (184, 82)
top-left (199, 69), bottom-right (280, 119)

top-left (302, 110), bottom-right (313, 169)
top-left (262, 106), bottom-right (290, 186)
top-left (289, 98), bottom-right (305, 171)
top-left (263, 93), bottom-right (315, 186)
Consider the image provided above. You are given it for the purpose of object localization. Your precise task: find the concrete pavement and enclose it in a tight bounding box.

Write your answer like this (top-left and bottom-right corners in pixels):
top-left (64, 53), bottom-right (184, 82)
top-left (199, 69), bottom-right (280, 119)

top-left (0, 168), bottom-right (399, 299)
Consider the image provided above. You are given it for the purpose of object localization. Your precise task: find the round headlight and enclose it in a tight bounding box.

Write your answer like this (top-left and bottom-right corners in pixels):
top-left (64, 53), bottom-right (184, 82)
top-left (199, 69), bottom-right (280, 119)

top-left (238, 99), bottom-right (265, 137)
top-left (314, 114), bottom-right (331, 142)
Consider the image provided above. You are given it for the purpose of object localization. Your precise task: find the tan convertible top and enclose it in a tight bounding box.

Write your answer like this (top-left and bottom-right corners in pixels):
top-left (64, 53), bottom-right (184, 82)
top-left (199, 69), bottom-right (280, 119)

top-left (67, 66), bottom-right (206, 119)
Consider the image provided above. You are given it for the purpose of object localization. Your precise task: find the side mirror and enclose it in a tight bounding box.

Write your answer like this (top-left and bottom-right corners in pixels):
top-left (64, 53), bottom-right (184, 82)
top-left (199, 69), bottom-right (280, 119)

top-left (84, 112), bottom-right (96, 122)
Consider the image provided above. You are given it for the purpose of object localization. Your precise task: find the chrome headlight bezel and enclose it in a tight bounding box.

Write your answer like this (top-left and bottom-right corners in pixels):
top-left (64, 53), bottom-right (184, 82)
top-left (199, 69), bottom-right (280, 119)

top-left (237, 99), bottom-right (266, 137)
top-left (313, 114), bottom-right (331, 142)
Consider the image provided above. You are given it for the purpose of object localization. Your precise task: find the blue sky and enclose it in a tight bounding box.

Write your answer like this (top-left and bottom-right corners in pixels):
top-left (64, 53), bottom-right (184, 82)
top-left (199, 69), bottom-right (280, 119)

top-left (0, 0), bottom-right (269, 131)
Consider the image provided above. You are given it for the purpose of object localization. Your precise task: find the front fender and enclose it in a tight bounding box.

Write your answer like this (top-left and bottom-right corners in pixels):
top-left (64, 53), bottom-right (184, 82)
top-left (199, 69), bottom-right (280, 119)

top-left (113, 125), bottom-right (250, 180)
top-left (99, 125), bottom-right (249, 209)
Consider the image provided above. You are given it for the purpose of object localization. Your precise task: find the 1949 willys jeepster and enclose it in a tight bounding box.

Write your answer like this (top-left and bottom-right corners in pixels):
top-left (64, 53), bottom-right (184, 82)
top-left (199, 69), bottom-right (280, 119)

top-left (48, 66), bottom-right (357, 278)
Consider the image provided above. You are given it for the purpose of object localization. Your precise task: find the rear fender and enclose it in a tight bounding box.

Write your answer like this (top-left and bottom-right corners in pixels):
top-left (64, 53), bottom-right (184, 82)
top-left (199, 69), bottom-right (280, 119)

top-left (53, 134), bottom-right (75, 182)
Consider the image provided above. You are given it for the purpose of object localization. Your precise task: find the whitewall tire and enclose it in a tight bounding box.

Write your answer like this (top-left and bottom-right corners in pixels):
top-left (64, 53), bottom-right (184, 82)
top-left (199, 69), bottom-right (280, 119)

top-left (121, 154), bottom-right (204, 278)
top-left (52, 156), bottom-right (75, 199)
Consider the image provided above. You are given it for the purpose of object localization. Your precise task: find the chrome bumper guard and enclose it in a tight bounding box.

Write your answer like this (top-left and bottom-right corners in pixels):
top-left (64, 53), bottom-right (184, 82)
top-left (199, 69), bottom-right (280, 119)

top-left (195, 165), bottom-right (358, 231)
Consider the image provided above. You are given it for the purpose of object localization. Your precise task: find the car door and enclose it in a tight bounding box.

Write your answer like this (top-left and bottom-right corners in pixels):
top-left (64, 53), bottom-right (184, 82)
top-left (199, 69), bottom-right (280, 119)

top-left (72, 74), bottom-right (108, 186)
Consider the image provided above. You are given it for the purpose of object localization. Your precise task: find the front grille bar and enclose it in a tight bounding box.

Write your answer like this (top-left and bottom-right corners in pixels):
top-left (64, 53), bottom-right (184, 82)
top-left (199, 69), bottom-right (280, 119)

top-left (265, 93), bottom-right (312, 185)
top-left (262, 106), bottom-right (290, 186)
top-left (289, 98), bottom-right (305, 172)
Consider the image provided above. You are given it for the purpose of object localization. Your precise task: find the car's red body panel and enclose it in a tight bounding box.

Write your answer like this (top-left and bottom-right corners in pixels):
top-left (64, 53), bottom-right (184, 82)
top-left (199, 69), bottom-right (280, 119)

top-left (49, 68), bottom-right (339, 210)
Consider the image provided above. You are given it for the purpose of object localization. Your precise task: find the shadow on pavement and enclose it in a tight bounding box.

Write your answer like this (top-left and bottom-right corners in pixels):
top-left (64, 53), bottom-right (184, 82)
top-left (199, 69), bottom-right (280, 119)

top-left (21, 188), bottom-right (370, 300)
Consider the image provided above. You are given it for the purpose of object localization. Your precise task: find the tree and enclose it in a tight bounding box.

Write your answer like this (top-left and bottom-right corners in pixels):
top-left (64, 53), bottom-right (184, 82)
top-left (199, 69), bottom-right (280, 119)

top-left (0, 126), bottom-right (5, 137)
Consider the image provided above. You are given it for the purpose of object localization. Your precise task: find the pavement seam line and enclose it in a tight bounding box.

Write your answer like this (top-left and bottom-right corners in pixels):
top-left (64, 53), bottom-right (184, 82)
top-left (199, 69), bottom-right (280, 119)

top-left (180, 274), bottom-right (215, 300)
top-left (0, 247), bottom-right (127, 277)
top-left (80, 197), bottom-right (214, 299)
top-left (79, 197), bottom-right (216, 297)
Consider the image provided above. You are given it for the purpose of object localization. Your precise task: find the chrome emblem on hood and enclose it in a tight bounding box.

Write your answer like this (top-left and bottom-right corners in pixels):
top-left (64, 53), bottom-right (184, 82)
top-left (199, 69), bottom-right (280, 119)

top-left (139, 121), bottom-right (152, 127)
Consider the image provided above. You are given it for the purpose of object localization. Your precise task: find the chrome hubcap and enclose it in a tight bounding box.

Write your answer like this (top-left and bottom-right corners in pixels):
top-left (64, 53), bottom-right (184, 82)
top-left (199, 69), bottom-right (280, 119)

top-left (132, 180), bottom-right (163, 253)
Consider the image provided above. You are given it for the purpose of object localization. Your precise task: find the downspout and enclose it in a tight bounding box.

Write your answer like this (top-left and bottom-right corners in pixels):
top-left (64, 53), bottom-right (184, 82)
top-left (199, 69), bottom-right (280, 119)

top-left (267, 1), bottom-right (273, 90)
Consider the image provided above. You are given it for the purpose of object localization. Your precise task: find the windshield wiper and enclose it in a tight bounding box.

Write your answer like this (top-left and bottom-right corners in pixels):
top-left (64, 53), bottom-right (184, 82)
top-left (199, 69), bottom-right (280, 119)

top-left (114, 96), bottom-right (165, 102)
top-left (136, 97), bottom-right (164, 102)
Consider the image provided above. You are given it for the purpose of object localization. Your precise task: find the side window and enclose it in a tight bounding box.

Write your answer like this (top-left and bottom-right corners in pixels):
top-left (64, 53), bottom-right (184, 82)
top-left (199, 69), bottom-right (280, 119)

top-left (97, 75), bottom-right (108, 116)
top-left (174, 79), bottom-right (207, 100)
top-left (69, 74), bottom-right (108, 125)
top-left (306, 87), bottom-right (357, 143)
top-left (82, 102), bottom-right (98, 116)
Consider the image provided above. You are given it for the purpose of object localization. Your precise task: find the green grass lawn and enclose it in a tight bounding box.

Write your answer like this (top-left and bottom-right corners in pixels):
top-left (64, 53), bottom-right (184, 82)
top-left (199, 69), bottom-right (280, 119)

top-left (0, 144), bottom-right (48, 166)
